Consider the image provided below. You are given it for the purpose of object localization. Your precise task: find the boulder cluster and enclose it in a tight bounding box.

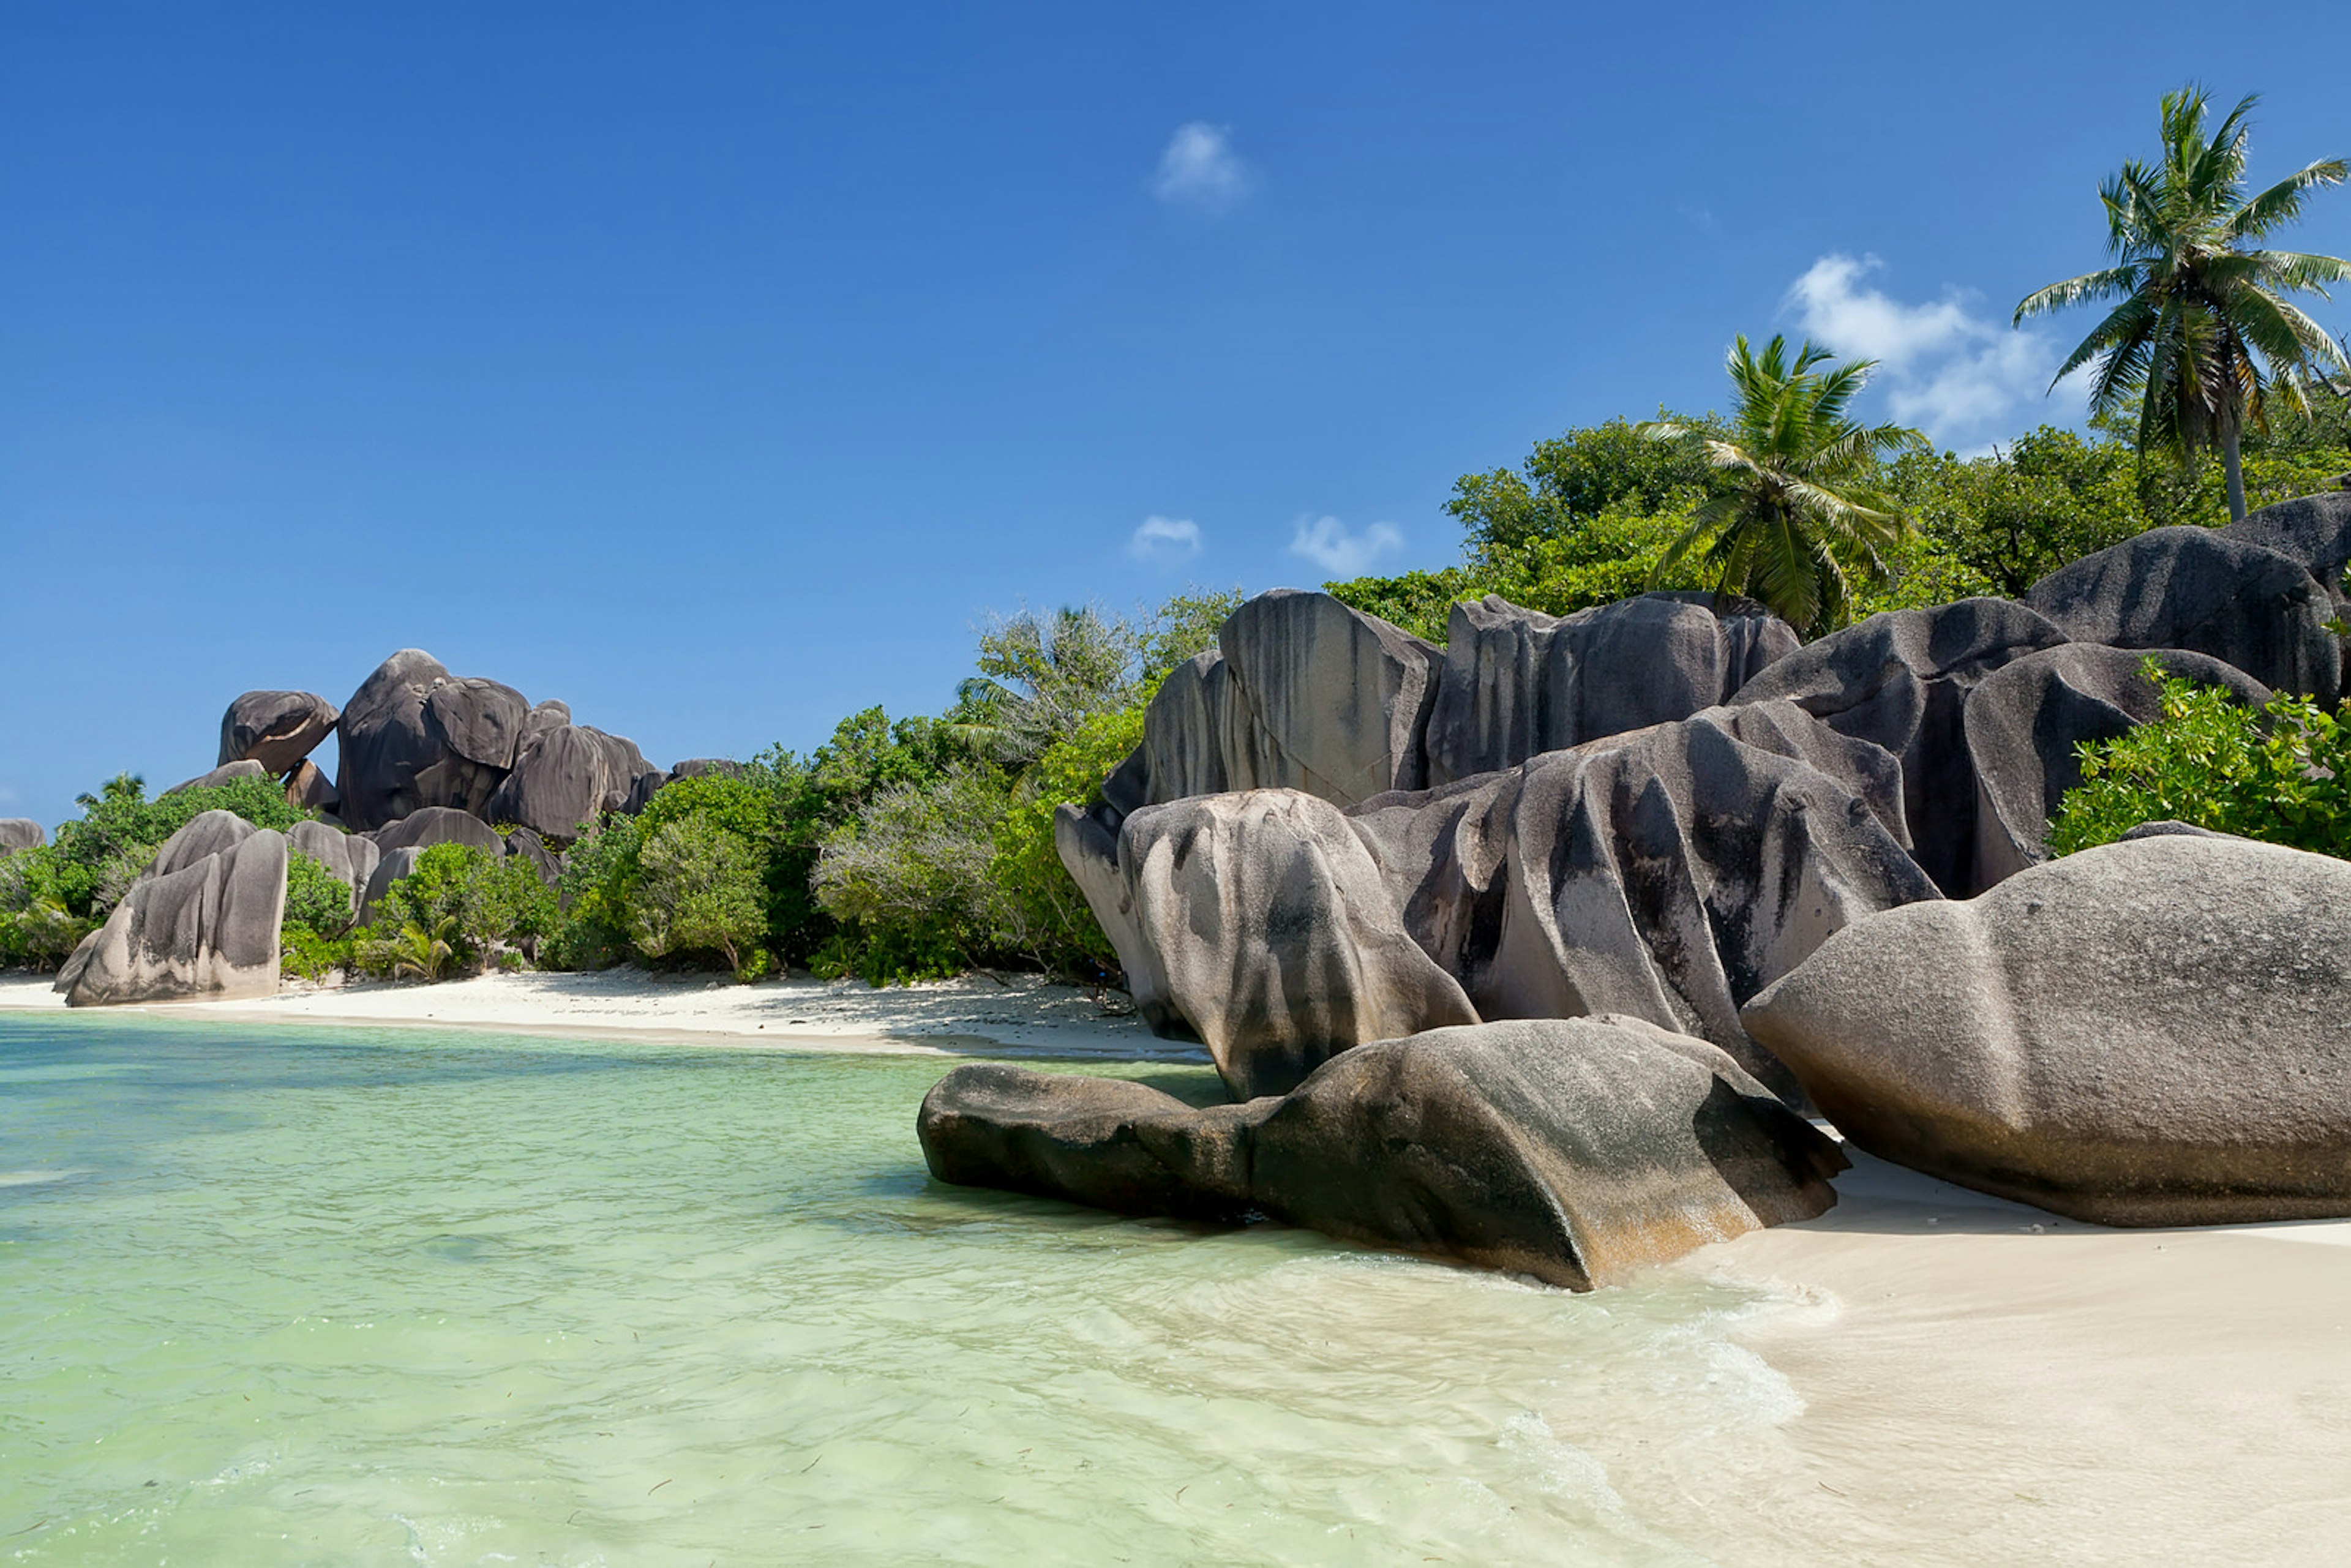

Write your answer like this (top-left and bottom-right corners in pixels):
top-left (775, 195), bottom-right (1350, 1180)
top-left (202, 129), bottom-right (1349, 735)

top-left (924, 486), bottom-right (2351, 1285)
top-left (55, 649), bottom-right (703, 1008)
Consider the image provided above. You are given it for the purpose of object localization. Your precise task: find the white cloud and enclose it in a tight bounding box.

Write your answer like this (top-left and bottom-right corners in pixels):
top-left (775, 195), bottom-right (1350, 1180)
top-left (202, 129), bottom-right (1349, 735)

top-left (1785, 253), bottom-right (2075, 449)
top-left (1129, 514), bottom-right (1202, 560)
top-left (1289, 515), bottom-right (1403, 576)
top-left (1153, 122), bottom-right (1251, 212)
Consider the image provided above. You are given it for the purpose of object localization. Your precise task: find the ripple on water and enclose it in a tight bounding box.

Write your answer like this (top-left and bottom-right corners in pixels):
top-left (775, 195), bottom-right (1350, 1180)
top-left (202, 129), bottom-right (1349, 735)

top-left (0, 1013), bottom-right (1815, 1566)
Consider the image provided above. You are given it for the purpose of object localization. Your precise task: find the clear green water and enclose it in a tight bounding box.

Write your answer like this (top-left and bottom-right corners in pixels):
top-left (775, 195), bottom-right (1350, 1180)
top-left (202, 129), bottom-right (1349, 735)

top-left (1, 1015), bottom-right (1808, 1566)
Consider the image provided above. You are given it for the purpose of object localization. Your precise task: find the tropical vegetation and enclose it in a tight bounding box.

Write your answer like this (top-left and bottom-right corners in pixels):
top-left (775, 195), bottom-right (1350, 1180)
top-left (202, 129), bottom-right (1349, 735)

top-left (2015, 86), bottom-right (2349, 522)
top-left (2049, 663), bottom-right (2351, 858)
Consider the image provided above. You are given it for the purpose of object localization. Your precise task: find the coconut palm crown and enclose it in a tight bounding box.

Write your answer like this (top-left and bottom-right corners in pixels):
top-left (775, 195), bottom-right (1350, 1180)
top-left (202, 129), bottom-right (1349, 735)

top-left (1640, 334), bottom-right (1922, 637)
top-left (2014, 86), bottom-right (2350, 522)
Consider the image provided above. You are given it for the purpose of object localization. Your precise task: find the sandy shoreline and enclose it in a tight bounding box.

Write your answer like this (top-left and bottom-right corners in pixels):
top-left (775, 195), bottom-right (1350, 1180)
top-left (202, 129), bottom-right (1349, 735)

top-left (0, 967), bottom-right (1196, 1058)
top-left (7, 969), bottom-right (2349, 1558)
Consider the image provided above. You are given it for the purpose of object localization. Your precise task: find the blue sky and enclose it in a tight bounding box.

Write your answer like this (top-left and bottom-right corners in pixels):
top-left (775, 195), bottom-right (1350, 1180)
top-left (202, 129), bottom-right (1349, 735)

top-left (4, 1), bottom-right (2348, 830)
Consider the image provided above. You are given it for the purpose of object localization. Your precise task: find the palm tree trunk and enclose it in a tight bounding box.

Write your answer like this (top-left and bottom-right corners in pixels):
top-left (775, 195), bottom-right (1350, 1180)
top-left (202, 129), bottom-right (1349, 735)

top-left (2222, 429), bottom-right (2247, 523)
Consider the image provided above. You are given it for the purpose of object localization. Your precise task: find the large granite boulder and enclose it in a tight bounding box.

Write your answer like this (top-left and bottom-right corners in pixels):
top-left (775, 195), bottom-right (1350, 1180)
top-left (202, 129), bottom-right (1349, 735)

top-left (2221, 486), bottom-right (2351, 602)
top-left (162, 759), bottom-right (271, 797)
top-left (486, 724), bottom-right (661, 841)
top-left (2025, 525), bottom-right (2341, 699)
top-left (284, 759), bottom-right (339, 816)
top-left (217, 690), bottom-right (339, 773)
top-left (1133, 590), bottom-right (1444, 810)
top-left (669, 757), bottom-right (747, 781)
top-left (336, 650), bottom-right (530, 831)
top-left (1741, 835), bottom-right (2351, 1225)
top-left (918, 1016), bottom-right (1845, 1291)
top-left (367, 806), bottom-right (506, 858)
top-left (56, 811), bottom-right (287, 1006)
top-left (1423, 592), bottom-right (1799, 786)
top-left (0, 819), bottom-right (43, 856)
top-left (288, 819), bottom-right (380, 922)
top-left (1347, 706), bottom-right (1938, 1099)
top-left (1728, 598), bottom-right (2071, 895)
top-left (1964, 644), bottom-right (2272, 889)
top-left (1065, 703), bottom-right (1935, 1103)
top-left (1100, 790), bottom-right (1479, 1097)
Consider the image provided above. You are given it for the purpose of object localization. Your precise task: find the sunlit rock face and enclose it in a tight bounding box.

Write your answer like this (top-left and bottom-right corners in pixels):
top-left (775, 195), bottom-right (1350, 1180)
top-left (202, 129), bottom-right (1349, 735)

top-left (2026, 525), bottom-right (2342, 700)
top-left (918, 1016), bottom-right (1846, 1292)
top-left (1961, 643), bottom-right (2270, 890)
top-left (1742, 834), bottom-right (2351, 1226)
top-left (57, 810), bottom-right (287, 1007)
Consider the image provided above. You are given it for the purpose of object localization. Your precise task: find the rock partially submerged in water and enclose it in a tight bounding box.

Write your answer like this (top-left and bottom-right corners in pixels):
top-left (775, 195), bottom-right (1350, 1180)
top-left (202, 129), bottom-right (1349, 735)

top-left (1741, 835), bottom-right (2351, 1225)
top-left (919, 1017), bottom-right (1843, 1289)
top-left (1099, 790), bottom-right (1479, 1098)
top-left (57, 810), bottom-right (288, 1006)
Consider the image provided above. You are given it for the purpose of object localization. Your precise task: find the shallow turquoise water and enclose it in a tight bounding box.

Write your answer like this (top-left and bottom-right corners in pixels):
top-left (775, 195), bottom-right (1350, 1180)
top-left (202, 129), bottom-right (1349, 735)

top-left (1, 1014), bottom-right (1807, 1565)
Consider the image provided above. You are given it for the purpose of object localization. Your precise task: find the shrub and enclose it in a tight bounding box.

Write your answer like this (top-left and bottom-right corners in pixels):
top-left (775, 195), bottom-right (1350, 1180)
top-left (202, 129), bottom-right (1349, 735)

top-left (46, 773), bottom-right (305, 920)
top-left (811, 765), bottom-right (1009, 985)
top-left (543, 814), bottom-right (642, 971)
top-left (987, 704), bottom-right (1145, 980)
top-left (0, 847), bottom-right (94, 971)
top-left (628, 816), bottom-right (769, 978)
top-left (2048, 664), bottom-right (2351, 858)
top-left (353, 843), bottom-right (555, 980)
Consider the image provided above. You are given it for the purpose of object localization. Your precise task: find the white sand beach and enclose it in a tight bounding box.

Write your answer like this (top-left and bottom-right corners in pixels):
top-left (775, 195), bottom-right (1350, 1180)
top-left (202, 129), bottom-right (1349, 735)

top-left (0, 967), bottom-right (1177, 1056)
top-left (7, 970), bottom-right (2348, 1560)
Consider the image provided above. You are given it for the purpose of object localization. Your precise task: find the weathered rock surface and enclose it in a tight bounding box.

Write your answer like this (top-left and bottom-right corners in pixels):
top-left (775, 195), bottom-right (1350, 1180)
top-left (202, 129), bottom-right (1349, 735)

top-left (288, 819), bottom-right (380, 920)
top-left (486, 724), bottom-right (659, 840)
top-left (58, 811), bottom-right (287, 1006)
top-left (669, 758), bottom-right (746, 781)
top-left (1728, 598), bottom-right (2071, 895)
top-left (1098, 790), bottom-right (1479, 1098)
top-left (2221, 486), bottom-right (2351, 602)
top-left (1423, 592), bottom-right (1799, 786)
top-left (336, 651), bottom-right (529, 831)
top-left (0, 819), bottom-right (43, 856)
top-left (162, 759), bottom-right (272, 797)
top-left (1134, 590), bottom-right (1444, 810)
top-left (1741, 835), bottom-right (2351, 1225)
top-left (285, 759), bottom-right (339, 816)
top-left (1964, 644), bottom-right (2271, 888)
top-left (1348, 707), bottom-right (1938, 1098)
top-left (217, 690), bottom-right (339, 773)
top-left (2025, 526), bottom-right (2341, 699)
top-left (367, 806), bottom-right (506, 858)
top-left (918, 1016), bottom-right (1845, 1290)
top-left (1066, 703), bottom-right (1935, 1103)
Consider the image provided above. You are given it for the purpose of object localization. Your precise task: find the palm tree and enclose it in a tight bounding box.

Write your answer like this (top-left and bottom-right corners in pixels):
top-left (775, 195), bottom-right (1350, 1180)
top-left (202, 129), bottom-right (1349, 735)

top-left (1640, 335), bottom-right (1921, 637)
top-left (2015, 87), bottom-right (2349, 522)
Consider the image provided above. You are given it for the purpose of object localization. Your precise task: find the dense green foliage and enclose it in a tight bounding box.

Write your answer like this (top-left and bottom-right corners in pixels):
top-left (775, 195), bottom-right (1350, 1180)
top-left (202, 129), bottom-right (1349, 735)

top-left (630, 817), bottom-right (770, 978)
top-left (988, 705), bottom-right (1147, 979)
top-left (279, 849), bottom-right (358, 980)
top-left (1638, 334), bottom-right (1924, 635)
top-left (2015, 87), bottom-right (2349, 521)
top-left (1, 772), bottom-right (313, 972)
top-left (353, 842), bottom-right (556, 980)
top-left (2048, 666), bottom-right (2351, 858)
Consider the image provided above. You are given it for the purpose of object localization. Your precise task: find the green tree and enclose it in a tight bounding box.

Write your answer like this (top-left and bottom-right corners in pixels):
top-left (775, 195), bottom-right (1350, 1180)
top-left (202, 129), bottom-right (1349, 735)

top-left (628, 817), bottom-right (770, 978)
top-left (354, 843), bottom-right (552, 978)
top-left (2015, 86), bottom-right (2350, 522)
top-left (987, 704), bottom-right (1147, 979)
top-left (2049, 664), bottom-right (2350, 857)
top-left (809, 765), bottom-right (1010, 985)
top-left (1641, 336), bottom-right (1923, 636)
